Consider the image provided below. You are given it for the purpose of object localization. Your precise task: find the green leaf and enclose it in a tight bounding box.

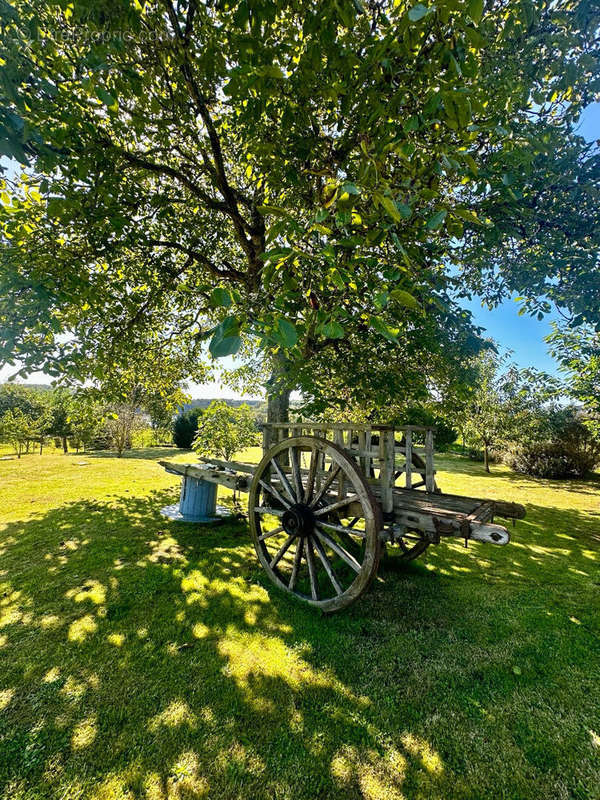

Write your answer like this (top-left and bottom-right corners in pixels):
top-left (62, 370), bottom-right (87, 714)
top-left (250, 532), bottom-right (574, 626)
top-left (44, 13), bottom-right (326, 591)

top-left (391, 289), bottom-right (419, 310)
top-left (329, 268), bottom-right (346, 290)
top-left (209, 317), bottom-right (242, 358)
top-left (408, 3), bottom-right (431, 22)
top-left (275, 318), bottom-right (298, 347)
top-left (370, 317), bottom-right (399, 342)
top-left (341, 182), bottom-right (360, 195)
top-left (397, 202), bottom-right (412, 220)
top-left (452, 207), bottom-right (482, 226)
top-left (209, 287), bottom-right (232, 308)
top-left (95, 86), bottom-right (117, 110)
top-left (380, 195), bottom-right (402, 223)
top-left (468, 0), bottom-right (484, 23)
top-left (257, 205), bottom-right (289, 218)
top-left (209, 332), bottom-right (241, 358)
top-left (320, 320), bottom-right (344, 339)
top-left (427, 210), bottom-right (447, 231)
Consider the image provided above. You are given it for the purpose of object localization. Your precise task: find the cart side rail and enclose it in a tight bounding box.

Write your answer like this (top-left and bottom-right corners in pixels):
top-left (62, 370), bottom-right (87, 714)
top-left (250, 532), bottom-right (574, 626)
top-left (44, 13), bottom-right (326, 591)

top-left (259, 423), bottom-right (437, 501)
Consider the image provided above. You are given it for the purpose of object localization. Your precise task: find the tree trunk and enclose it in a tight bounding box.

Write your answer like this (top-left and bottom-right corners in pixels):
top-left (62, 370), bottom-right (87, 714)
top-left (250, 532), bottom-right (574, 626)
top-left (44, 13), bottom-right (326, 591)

top-left (484, 442), bottom-right (490, 473)
top-left (62, 436), bottom-right (68, 453)
top-left (266, 352), bottom-right (292, 424)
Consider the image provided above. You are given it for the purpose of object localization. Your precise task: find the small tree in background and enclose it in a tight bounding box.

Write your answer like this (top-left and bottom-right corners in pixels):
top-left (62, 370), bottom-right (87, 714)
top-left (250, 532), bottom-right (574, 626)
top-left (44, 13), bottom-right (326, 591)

top-left (172, 408), bottom-right (204, 450)
top-left (0, 408), bottom-right (32, 457)
top-left (193, 402), bottom-right (259, 462)
top-left (48, 387), bottom-right (73, 453)
top-left (547, 324), bottom-right (600, 438)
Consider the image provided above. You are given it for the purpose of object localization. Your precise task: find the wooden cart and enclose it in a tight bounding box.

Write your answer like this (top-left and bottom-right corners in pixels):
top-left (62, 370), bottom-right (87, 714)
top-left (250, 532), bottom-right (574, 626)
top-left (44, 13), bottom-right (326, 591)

top-left (160, 422), bottom-right (525, 613)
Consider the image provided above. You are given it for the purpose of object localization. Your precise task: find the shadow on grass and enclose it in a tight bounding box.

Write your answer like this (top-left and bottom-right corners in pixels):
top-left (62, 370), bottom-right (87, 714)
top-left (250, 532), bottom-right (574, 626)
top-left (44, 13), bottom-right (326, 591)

top-left (0, 483), bottom-right (599, 799)
top-left (81, 447), bottom-right (191, 461)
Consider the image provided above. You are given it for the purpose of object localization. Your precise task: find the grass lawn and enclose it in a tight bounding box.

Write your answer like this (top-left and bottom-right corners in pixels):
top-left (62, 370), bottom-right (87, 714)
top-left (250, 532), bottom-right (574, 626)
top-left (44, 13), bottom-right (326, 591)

top-left (0, 447), bottom-right (598, 800)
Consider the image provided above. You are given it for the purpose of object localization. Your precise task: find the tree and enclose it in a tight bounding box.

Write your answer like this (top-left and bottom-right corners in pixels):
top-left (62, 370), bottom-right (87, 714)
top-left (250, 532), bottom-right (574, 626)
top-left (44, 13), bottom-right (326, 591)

top-left (103, 404), bottom-right (143, 456)
top-left (547, 323), bottom-right (600, 437)
top-left (172, 407), bottom-right (203, 449)
top-left (193, 401), bottom-right (259, 462)
top-left (464, 349), bottom-right (560, 471)
top-left (47, 387), bottom-right (73, 453)
top-left (0, 406), bottom-right (51, 456)
top-left (1, 1), bottom-right (598, 417)
top-left (68, 395), bottom-right (107, 452)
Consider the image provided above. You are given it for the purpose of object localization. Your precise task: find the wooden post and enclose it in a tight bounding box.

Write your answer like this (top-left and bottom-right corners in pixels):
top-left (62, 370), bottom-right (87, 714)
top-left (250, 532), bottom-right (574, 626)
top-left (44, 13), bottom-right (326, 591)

top-left (379, 429), bottom-right (395, 518)
top-left (405, 429), bottom-right (413, 489)
top-left (425, 429), bottom-right (435, 493)
top-left (262, 424), bottom-right (272, 455)
top-left (358, 430), bottom-right (366, 473)
top-left (334, 429), bottom-right (344, 499)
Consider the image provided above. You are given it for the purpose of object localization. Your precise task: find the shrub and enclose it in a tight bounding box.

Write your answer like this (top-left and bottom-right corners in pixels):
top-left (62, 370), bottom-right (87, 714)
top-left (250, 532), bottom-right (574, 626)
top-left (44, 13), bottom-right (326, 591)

top-left (504, 410), bottom-right (600, 478)
top-left (506, 441), bottom-right (598, 479)
top-left (172, 408), bottom-right (203, 449)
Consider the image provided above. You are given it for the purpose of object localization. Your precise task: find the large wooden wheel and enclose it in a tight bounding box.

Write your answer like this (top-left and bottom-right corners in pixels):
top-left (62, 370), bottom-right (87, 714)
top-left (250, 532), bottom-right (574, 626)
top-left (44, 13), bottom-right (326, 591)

top-left (249, 436), bottom-right (382, 613)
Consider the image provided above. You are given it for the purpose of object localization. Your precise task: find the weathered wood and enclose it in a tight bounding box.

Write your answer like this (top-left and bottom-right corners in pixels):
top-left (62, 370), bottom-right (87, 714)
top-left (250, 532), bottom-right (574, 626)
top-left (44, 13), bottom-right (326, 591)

top-left (248, 435), bottom-right (381, 613)
top-left (425, 429), bottom-right (435, 493)
top-left (198, 456), bottom-right (255, 474)
top-left (158, 460), bottom-right (249, 491)
top-left (405, 429), bottom-right (413, 489)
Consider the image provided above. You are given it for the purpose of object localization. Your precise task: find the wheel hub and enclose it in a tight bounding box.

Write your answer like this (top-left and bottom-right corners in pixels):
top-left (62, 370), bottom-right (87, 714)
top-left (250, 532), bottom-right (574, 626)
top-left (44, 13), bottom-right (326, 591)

top-left (282, 503), bottom-right (315, 537)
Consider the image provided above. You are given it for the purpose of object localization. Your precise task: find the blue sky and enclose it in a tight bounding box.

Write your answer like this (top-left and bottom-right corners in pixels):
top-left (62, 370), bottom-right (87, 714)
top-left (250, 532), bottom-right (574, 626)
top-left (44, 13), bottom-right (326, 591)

top-left (1, 104), bottom-right (598, 396)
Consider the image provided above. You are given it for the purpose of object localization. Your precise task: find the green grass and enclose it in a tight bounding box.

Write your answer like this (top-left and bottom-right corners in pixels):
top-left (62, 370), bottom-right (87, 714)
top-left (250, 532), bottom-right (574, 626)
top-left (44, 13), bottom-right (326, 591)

top-left (0, 448), bottom-right (598, 800)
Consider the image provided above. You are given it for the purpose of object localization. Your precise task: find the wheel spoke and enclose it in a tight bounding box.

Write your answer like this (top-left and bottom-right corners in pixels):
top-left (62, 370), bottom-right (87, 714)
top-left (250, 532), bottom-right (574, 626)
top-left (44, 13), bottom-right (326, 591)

top-left (312, 536), bottom-right (343, 595)
top-left (288, 537), bottom-right (304, 591)
top-left (317, 519), bottom-right (365, 538)
top-left (258, 525), bottom-right (284, 541)
top-left (315, 526), bottom-right (361, 572)
top-left (304, 448), bottom-right (318, 504)
top-left (270, 459), bottom-right (296, 503)
top-left (309, 465), bottom-right (341, 509)
top-left (254, 506), bottom-right (285, 517)
top-left (270, 534), bottom-right (296, 569)
top-left (259, 479), bottom-right (292, 510)
top-left (314, 494), bottom-right (359, 517)
top-left (305, 537), bottom-right (319, 600)
top-left (289, 447), bottom-right (304, 503)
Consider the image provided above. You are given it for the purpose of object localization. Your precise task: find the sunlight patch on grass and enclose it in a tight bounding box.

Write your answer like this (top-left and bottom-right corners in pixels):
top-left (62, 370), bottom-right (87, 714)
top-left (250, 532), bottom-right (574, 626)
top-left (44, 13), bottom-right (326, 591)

top-left (68, 614), bottom-right (98, 643)
top-left (217, 630), bottom-right (368, 714)
top-left (149, 700), bottom-right (197, 732)
top-left (61, 676), bottom-right (88, 701)
top-left (39, 613), bottom-right (65, 630)
top-left (167, 751), bottom-right (210, 798)
top-left (72, 714), bottom-right (98, 750)
top-left (0, 687), bottom-right (14, 710)
top-left (42, 666), bottom-right (60, 683)
top-left (107, 633), bottom-right (125, 646)
top-left (401, 733), bottom-right (444, 774)
top-left (192, 622), bottom-right (210, 639)
top-left (66, 579), bottom-right (106, 605)
top-left (331, 745), bottom-right (407, 800)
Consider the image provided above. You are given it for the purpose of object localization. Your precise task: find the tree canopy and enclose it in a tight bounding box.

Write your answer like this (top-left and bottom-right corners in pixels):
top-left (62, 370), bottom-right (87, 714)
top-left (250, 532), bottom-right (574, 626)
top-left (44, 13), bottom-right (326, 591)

top-left (1, 0), bottom-right (598, 417)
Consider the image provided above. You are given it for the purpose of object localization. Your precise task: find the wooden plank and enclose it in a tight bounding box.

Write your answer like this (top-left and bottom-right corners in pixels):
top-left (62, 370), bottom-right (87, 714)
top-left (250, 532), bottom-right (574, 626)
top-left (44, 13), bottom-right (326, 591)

top-left (158, 460), bottom-right (248, 491)
top-left (405, 429), bottom-right (413, 489)
top-left (379, 429), bottom-right (395, 516)
top-left (425, 430), bottom-right (435, 492)
top-left (199, 457), bottom-right (255, 474)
